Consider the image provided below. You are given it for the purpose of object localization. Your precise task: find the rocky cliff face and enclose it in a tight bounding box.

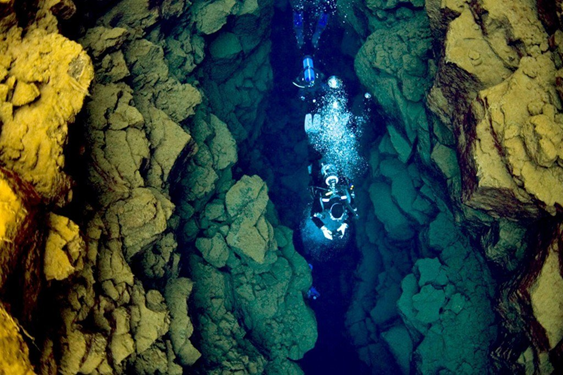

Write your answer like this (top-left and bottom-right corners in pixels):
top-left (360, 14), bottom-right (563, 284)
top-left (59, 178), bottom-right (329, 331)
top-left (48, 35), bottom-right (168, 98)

top-left (2, 0), bottom-right (562, 373)
top-left (340, 0), bottom-right (563, 373)
top-left (0, 0), bottom-right (93, 371)
top-left (426, 0), bottom-right (563, 372)
top-left (339, 1), bottom-right (497, 373)
top-left (0, 0), bottom-right (316, 373)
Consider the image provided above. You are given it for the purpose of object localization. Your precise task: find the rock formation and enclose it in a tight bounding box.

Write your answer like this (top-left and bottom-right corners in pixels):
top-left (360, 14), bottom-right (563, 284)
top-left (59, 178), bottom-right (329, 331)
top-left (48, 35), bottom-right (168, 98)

top-left (0, 0), bottom-right (317, 372)
top-left (342, 0), bottom-right (563, 373)
top-left (0, 0), bottom-right (93, 371)
top-left (424, 0), bottom-right (563, 372)
top-left (2, 0), bottom-right (563, 373)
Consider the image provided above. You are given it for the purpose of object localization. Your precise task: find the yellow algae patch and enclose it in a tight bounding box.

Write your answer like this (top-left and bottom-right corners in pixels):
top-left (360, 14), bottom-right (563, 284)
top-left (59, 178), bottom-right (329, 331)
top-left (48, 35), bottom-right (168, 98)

top-left (0, 305), bottom-right (34, 375)
top-left (44, 213), bottom-right (84, 281)
top-left (0, 29), bottom-right (94, 206)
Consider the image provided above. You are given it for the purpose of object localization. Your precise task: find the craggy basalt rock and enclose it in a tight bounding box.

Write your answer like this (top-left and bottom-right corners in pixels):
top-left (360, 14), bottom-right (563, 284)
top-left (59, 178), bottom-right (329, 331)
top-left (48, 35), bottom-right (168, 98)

top-left (41, 0), bottom-right (201, 371)
top-left (426, 0), bottom-right (563, 372)
top-left (21, 0), bottom-right (316, 373)
top-left (175, 102), bottom-right (317, 374)
top-left (342, 0), bottom-right (497, 373)
top-left (0, 0), bottom-right (94, 371)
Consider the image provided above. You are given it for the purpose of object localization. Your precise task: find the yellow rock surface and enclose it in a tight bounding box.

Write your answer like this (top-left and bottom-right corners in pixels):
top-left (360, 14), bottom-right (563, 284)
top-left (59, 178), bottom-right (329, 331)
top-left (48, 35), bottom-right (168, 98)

top-left (429, 0), bottom-right (563, 217)
top-left (0, 173), bottom-right (23, 243)
top-left (11, 81), bottom-right (40, 107)
top-left (0, 23), bottom-right (94, 206)
top-left (445, 9), bottom-right (512, 88)
top-left (44, 213), bottom-right (84, 281)
top-left (0, 0), bottom-right (94, 371)
top-left (0, 168), bottom-right (39, 290)
top-left (530, 241), bottom-right (563, 349)
top-left (473, 55), bottom-right (563, 214)
top-left (0, 305), bottom-right (34, 375)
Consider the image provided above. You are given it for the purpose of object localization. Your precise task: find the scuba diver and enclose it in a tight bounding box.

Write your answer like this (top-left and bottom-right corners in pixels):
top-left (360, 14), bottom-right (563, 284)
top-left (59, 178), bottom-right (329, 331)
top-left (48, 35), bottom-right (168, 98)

top-left (309, 163), bottom-right (358, 241)
top-left (291, 0), bottom-right (335, 50)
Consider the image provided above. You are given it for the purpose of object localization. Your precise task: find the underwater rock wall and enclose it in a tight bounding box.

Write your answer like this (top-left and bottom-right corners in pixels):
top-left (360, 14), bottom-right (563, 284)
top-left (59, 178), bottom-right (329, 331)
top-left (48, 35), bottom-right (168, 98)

top-left (341, 0), bottom-right (498, 373)
top-left (175, 104), bottom-right (317, 374)
top-left (0, 0), bottom-right (93, 371)
top-left (200, 0), bottom-right (274, 144)
top-left (55, 0), bottom-right (314, 374)
top-left (426, 0), bottom-right (563, 372)
top-left (167, 2), bottom-right (317, 373)
top-left (0, 0), bottom-right (317, 372)
top-left (39, 0), bottom-right (202, 372)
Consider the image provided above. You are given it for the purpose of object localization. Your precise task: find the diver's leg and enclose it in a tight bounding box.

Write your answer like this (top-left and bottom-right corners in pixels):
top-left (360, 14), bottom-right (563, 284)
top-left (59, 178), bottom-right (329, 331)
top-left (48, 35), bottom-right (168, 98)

top-left (293, 11), bottom-right (305, 49)
top-left (312, 12), bottom-right (329, 48)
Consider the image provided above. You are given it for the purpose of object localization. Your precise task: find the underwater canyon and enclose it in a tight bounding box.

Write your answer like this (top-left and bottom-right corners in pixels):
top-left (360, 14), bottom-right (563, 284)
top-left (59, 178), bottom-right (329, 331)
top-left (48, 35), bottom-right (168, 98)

top-left (0, 0), bottom-right (563, 374)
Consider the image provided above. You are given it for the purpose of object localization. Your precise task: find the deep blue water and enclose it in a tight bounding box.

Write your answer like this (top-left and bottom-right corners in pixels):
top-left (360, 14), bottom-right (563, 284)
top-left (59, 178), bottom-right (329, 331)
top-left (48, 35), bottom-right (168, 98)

top-left (264, 3), bottom-right (372, 374)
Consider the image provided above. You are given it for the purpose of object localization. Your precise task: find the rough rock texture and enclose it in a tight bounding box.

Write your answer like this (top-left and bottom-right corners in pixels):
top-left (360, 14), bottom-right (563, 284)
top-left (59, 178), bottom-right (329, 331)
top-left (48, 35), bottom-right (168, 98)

top-left (175, 101), bottom-right (317, 374)
top-left (0, 305), bottom-right (34, 374)
top-left (0, 2), bottom-right (94, 207)
top-left (353, 0), bottom-right (434, 167)
top-left (341, 0), bottom-right (497, 373)
top-left (14, 0), bottom-right (317, 373)
top-left (425, 0), bottom-right (563, 372)
top-left (44, 213), bottom-right (85, 281)
top-left (37, 0), bottom-right (203, 372)
top-left (0, 0), bottom-right (93, 371)
top-left (426, 0), bottom-right (561, 218)
top-left (345, 133), bottom-right (496, 374)
top-left (201, 0), bottom-right (274, 144)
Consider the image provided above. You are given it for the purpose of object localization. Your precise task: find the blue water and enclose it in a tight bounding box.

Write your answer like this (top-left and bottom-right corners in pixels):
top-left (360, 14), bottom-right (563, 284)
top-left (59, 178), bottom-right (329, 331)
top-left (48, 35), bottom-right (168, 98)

top-left (263, 3), bottom-right (373, 373)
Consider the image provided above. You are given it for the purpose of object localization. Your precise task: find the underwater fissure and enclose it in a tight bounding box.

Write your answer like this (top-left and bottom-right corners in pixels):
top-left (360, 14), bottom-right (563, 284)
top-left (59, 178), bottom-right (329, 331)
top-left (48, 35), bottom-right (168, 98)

top-left (2, 0), bottom-right (563, 373)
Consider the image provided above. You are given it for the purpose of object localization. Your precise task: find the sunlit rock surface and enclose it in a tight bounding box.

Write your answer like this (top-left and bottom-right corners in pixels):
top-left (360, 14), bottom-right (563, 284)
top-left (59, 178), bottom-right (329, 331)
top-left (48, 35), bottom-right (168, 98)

top-left (0, 0), bottom-right (93, 371)
top-left (426, 0), bottom-right (563, 372)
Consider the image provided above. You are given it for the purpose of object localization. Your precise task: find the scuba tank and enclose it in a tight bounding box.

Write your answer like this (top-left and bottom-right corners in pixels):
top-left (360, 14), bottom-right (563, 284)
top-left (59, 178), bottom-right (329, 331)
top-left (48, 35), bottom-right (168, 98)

top-left (303, 55), bottom-right (315, 85)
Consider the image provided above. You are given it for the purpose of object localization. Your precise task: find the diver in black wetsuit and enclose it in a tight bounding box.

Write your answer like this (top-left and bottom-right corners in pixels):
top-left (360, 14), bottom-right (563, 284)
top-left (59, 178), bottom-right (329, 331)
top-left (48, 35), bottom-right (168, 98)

top-left (309, 163), bottom-right (358, 240)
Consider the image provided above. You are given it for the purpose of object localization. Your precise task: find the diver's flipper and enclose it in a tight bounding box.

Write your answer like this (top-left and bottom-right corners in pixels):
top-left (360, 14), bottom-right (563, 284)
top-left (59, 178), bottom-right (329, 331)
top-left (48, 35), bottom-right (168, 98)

top-left (304, 113), bottom-right (313, 132)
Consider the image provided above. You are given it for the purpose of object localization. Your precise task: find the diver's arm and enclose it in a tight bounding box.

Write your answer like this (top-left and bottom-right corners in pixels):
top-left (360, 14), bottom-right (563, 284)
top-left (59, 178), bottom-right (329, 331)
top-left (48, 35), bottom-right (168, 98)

top-left (344, 200), bottom-right (359, 219)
